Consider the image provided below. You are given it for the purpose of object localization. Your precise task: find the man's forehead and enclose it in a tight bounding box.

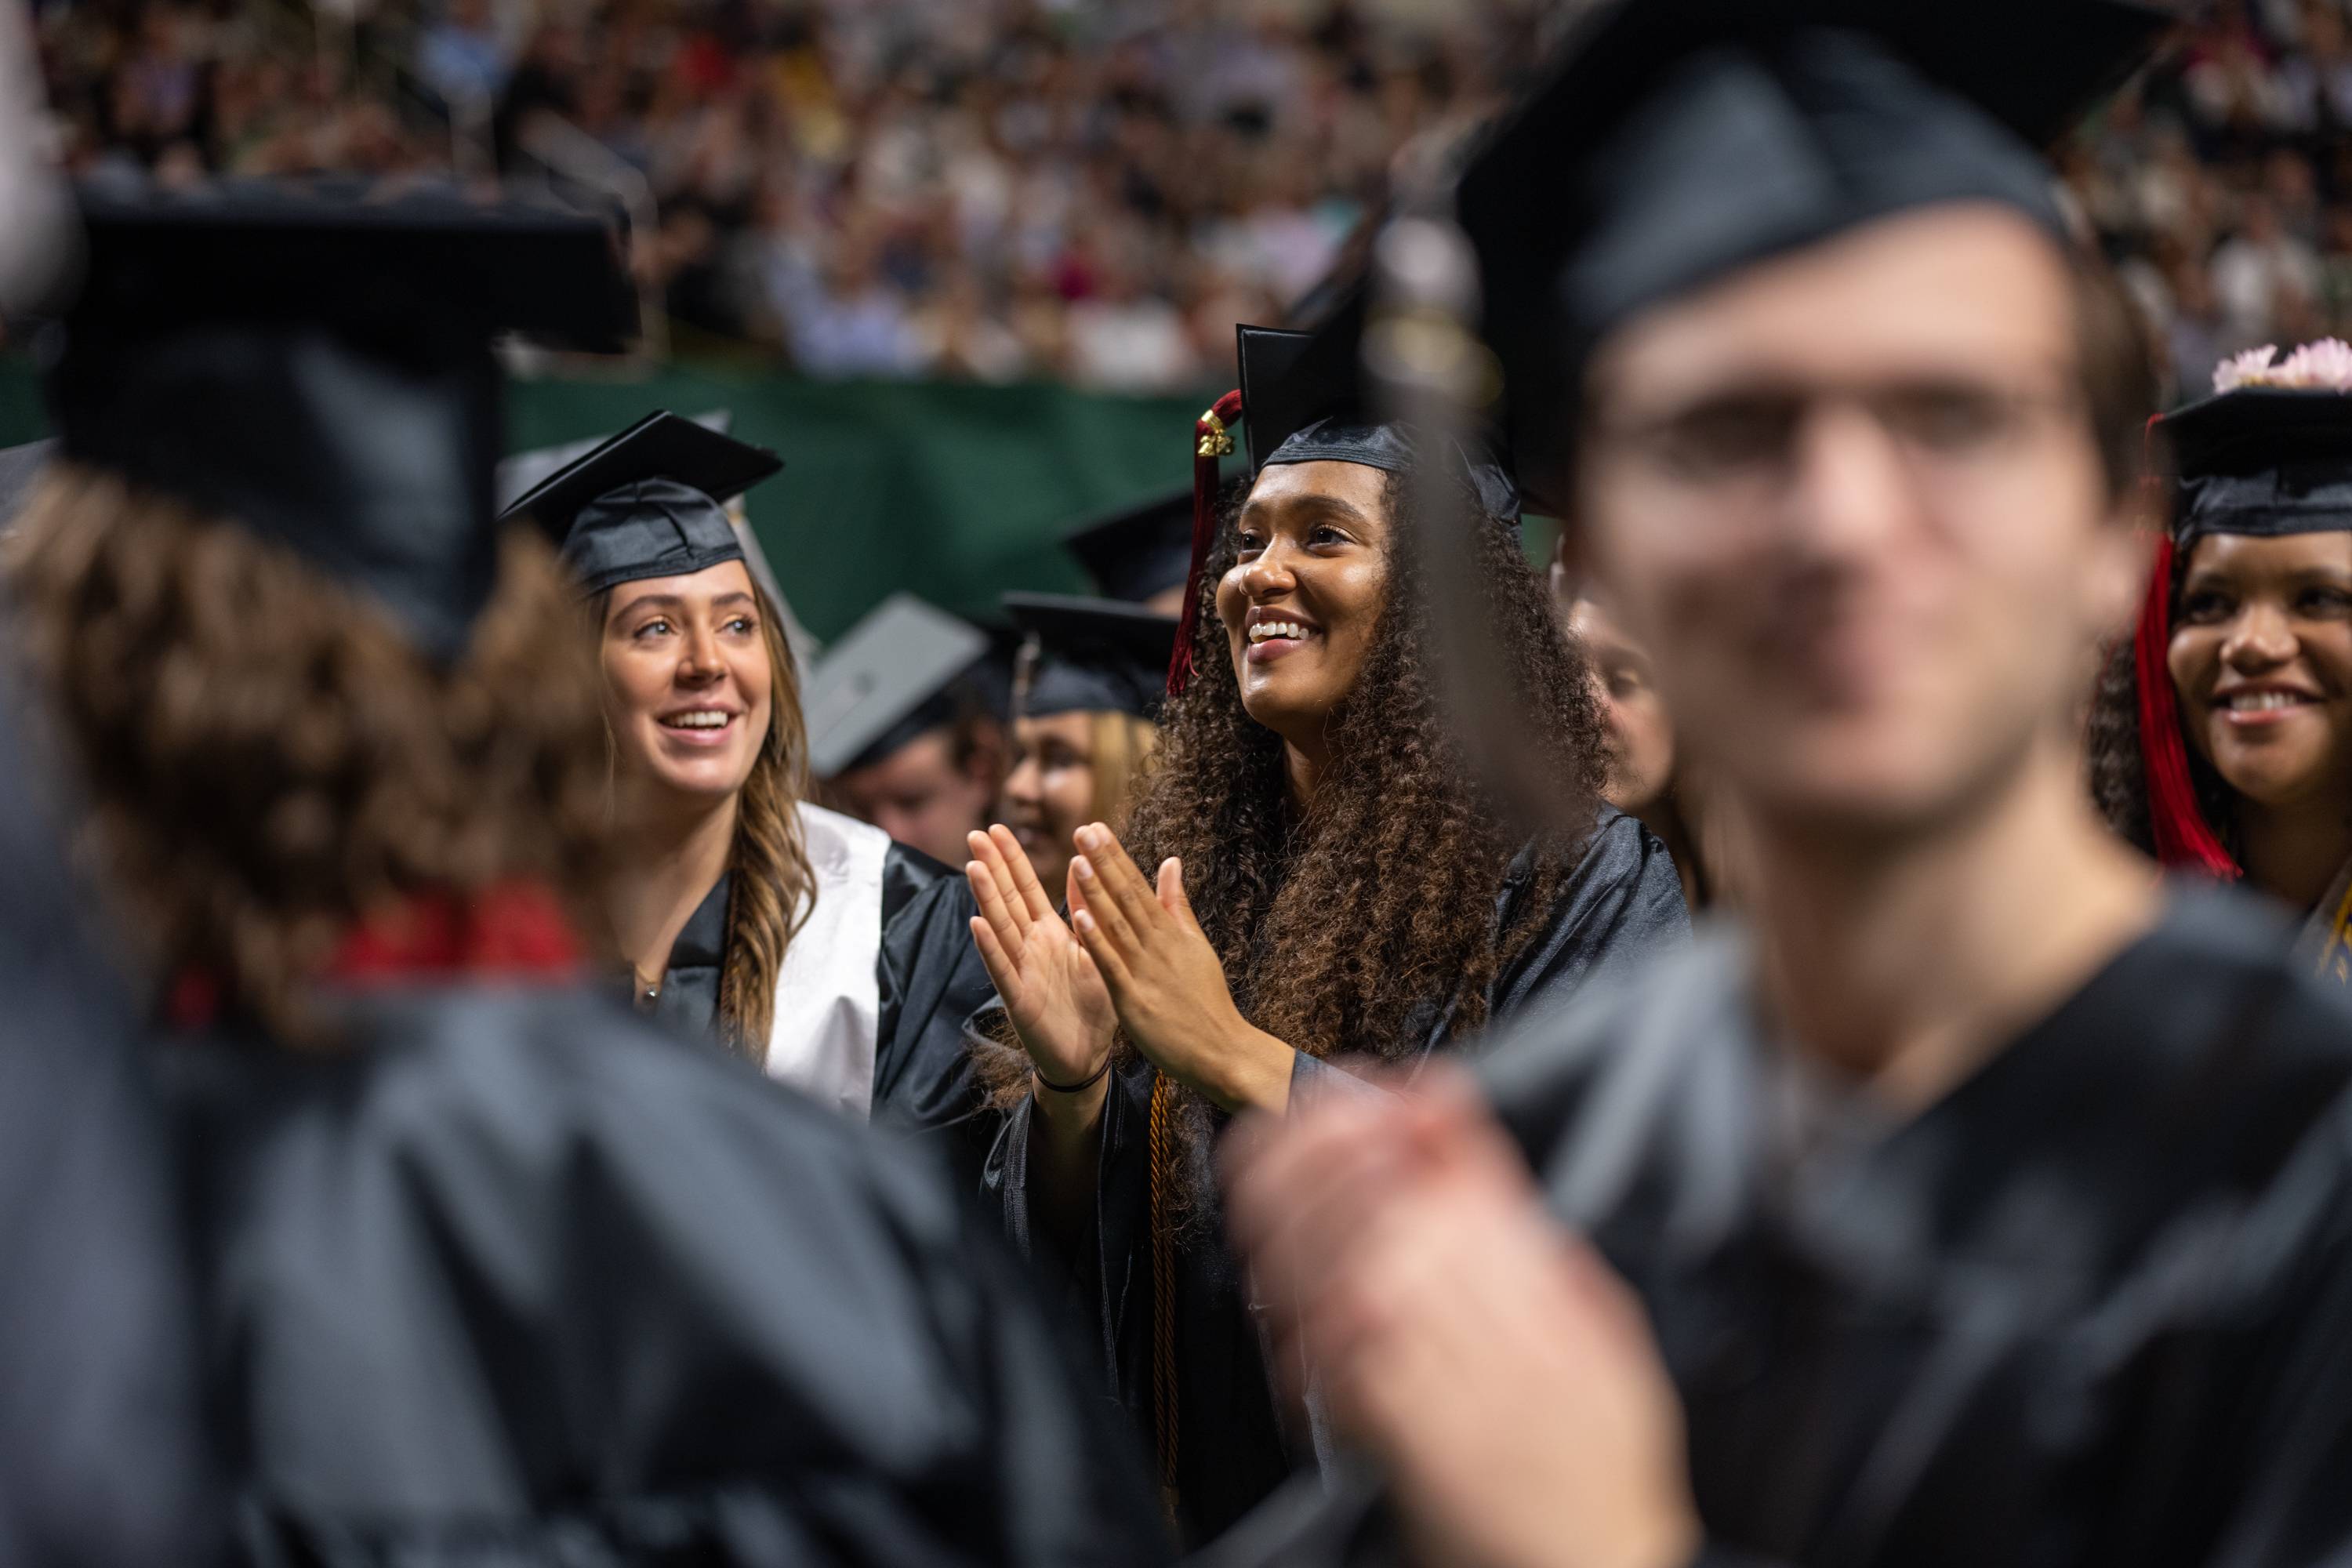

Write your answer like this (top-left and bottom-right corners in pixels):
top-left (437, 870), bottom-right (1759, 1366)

top-left (1587, 204), bottom-right (2077, 403)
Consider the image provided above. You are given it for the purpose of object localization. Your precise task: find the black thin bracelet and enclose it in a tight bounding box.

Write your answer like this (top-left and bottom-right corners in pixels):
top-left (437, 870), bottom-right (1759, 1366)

top-left (1036, 1058), bottom-right (1112, 1095)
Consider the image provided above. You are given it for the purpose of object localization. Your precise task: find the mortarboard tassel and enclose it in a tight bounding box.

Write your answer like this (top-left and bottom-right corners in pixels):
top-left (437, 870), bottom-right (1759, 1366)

top-left (2132, 528), bottom-right (2238, 878)
top-left (1168, 389), bottom-right (1243, 697)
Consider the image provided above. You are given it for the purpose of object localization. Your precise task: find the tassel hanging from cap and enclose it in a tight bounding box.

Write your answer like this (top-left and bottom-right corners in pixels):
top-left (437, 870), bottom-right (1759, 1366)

top-left (2132, 527), bottom-right (2238, 878)
top-left (1168, 389), bottom-right (1244, 697)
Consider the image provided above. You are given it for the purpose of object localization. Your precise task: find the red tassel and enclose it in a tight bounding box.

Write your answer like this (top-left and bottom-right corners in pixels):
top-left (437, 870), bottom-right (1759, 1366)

top-left (1169, 389), bottom-right (1244, 697)
top-left (2133, 528), bottom-right (2238, 878)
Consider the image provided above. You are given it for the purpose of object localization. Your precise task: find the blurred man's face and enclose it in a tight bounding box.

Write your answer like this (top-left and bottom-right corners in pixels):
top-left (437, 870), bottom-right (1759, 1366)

top-left (831, 726), bottom-right (1000, 866)
top-left (1577, 205), bottom-right (2140, 841)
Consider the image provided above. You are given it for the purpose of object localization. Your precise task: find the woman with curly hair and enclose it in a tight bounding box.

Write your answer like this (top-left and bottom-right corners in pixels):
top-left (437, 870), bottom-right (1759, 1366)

top-left (2089, 343), bottom-right (2352, 984)
top-left (963, 326), bottom-right (1689, 1543)
top-left (501, 412), bottom-right (995, 1157)
top-left (5, 185), bottom-right (1169, 1563)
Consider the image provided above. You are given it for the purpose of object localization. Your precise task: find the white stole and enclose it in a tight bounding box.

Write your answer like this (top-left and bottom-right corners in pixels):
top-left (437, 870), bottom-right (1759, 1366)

top-left (762, 802), bottom-right (888, 1120)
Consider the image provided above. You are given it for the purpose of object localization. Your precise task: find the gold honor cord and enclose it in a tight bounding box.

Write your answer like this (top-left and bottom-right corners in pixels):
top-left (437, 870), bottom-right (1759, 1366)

top-left (1148, 1070), bottom-right (1181, 1524)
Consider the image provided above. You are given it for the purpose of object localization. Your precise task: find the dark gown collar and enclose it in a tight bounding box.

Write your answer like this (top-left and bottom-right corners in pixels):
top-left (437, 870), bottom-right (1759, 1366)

top-left (670, 873), bottom-right (731, 972)
top-left (615, 873), bottom-right (730, 1043)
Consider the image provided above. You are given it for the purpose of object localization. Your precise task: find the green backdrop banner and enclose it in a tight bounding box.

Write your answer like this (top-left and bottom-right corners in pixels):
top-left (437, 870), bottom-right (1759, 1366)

top-left (0, 356), bottom-right (1208, 643)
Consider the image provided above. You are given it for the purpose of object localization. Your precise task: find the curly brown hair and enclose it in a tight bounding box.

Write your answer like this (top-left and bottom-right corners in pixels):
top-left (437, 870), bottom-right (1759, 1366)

top-left (2086, 576), bottom-right (2241, 862)
top-left (1102, 462), bottom-right (1610, 1212)
top-left (6, 462), bottom-right (612, 1046)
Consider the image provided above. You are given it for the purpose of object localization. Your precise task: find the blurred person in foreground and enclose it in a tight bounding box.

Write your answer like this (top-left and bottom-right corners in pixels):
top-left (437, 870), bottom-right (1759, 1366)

top-left (1222, 4), bottom-right (2352, 1566)
top-left (503, 413), bottom-right (996, 1168)
top-left (4, 180), bottom-right (1170, 1565)
top-left (961, 326), bottom-right (1686, 1545)
top-left (2091, 341), bottom-right (2352, 982)
top-left (0, 20), bottom-right (215, 1558)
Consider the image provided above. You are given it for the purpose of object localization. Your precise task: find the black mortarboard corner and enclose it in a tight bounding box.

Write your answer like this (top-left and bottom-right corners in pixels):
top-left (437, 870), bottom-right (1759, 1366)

top-left (1294, 0), bottom-right (2170, 514)
top-left (498, 411), bottom-right (781, 595)
top-left (42, 176), bottom-right (637, 661)
top-left (1004, 593), bottom-right (1178, 721)
top-left (1167, 323), bottom-right (1519, 695)
top-left (2132, 366), bottom-right (2352, 882)
top-left (1065, 488), bottom-right (1196, 604)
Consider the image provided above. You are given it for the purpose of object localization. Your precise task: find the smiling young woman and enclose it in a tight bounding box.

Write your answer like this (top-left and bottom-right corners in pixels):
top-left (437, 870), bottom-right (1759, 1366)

top-left (509, 412), bottom-right (996, 1156)
top-left (2091, 349), bottom-right (2352, 982)
top-left (960, 327), bottom-right (1690, 1543)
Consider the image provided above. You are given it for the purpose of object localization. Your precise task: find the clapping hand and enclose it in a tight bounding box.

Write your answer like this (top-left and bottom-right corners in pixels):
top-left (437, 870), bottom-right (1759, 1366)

top-left (1065, 822), bottom-right (1298, 1115)
top-left (964, 826), bottom-right (1116, 1092)
top-left (1226, 1067), bottom-right (1700, 1568)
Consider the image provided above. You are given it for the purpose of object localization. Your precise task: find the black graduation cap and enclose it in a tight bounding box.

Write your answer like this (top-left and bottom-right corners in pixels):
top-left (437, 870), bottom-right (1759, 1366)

top-left (1165, 323), bottom-right (1524, 695)
top-left (1064, 488), bottom-right (1196, 604)
top-left (42, 176), bottom-right (636, 660)
top-left (1004, 592), bottom-right (1177, 721)
top-left (1236, 323), bottom-right (1519, 521)
top-left (497, 411), bottom-right (782, 595)
top-left (1291, 0), bottom-right (2171, 513)
top-left (802, 594), bottom-right (991, 777)
top-left (2157, 387), bottom-right (2352, 549)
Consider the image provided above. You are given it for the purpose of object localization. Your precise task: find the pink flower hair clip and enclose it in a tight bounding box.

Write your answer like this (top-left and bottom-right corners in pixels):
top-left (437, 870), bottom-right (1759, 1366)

top-left (2213, 339), bottom-right (2352, 394)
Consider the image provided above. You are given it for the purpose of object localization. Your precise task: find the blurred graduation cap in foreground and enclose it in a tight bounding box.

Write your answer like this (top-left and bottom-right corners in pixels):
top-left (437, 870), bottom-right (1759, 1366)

top-left (38, 176), bottom-right (635, 659)
top-left (803, 593), bottom-right (990, 777)
top-left (1284, 0), bottom-right (2172, 514)
top-left (1004, 592), bottom-right (1177, 721)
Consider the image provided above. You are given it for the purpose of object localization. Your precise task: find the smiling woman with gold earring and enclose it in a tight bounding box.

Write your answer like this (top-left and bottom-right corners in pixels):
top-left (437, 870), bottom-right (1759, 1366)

top-left (960, 327), bottom-right (1690, 1544)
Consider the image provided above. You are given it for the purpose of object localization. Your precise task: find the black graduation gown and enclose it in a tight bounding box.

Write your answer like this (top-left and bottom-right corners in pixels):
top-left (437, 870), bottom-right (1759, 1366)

top-left (980, 806), bottom-right (1690, 1548)
top-left (1205, 887), bottom-right (2352, 1568)
top-left (645, 842), bottom-right (1001, 1188)
top-left (157, 981), bottom-right (1173, 1566)
top-left (0, 688), bottom-right (215, 1566)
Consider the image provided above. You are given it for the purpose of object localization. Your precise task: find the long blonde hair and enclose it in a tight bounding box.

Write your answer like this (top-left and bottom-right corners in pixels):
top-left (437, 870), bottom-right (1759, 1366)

top-left (1087, 709), bottom-right (1160, 827)
top-left (716, 597), bottom-right (819, 1054)
top-left (593, 583), bottom-right (816, 1057)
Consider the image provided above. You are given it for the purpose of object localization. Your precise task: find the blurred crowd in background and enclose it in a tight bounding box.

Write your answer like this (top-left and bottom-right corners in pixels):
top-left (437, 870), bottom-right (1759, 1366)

top-left (27, 0), bottom-right (2352, 400)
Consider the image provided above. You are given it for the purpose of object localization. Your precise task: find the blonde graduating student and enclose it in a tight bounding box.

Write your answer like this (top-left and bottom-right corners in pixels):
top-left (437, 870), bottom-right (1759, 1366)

top-left (504, 412), bottom-right (997, 1163)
